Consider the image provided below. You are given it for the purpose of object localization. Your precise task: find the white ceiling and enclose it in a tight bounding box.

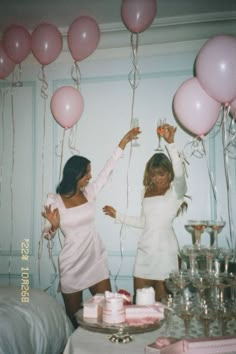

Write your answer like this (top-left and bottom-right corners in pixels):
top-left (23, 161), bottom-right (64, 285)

top-left (0, 0), bottom-right (235, 33)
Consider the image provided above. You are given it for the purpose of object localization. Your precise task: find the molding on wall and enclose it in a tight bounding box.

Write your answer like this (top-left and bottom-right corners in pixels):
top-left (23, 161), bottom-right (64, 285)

top-left (23, 11), bottom-right (236, 65)
top-left (60, 11), bottom-right (236, 50)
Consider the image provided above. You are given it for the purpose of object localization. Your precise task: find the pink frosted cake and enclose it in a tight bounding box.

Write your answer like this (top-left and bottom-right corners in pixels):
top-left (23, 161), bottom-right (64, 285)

top-left (125, 303), bottom-right (165, 326)
top-left (102, 292), bottom-right (125, 324)
top-left (83, 294), bottom-right (104, 321)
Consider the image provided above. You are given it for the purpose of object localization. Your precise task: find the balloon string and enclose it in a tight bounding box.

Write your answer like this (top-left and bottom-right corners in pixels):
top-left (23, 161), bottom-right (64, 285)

top-left (114, 33), bottom-right (140, 292)
top-left (8, 86), bottom-right (15, 284)
top-left (200, 138), bottom-right (222, 221)
top-left (222, 105), bottom-right (235, 260)
top-left (71, 61), bottom-right (81, 90)
top-left (0, 89), bottom-right (6, 209)
top-left (38, 65), bottom-right (48, 100)
top-left (57, 130), bottom-right (67, 252)
top-left (128, 33), bottom-right (140, 92)
top-left (224, 105), bottom-right (236, 157)
top-left (68, 125), bottom-right (80, 155)
top-left (12, 64), bottom-right (23, 87)
top-left (59, 128), bottom-right (66, 182)
top-left (41, 85), bottom-right (47, 204)
top-left (183, 137), bottom-right (205, 159)
top-left (38, 68), bottom-right (49, 286)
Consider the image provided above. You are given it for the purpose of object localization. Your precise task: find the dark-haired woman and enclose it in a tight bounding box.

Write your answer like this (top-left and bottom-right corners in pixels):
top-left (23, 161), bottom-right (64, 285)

top-left (103, 124), bottom-right (187, 302)
top-left (42, 127), bottom-right (140, 328)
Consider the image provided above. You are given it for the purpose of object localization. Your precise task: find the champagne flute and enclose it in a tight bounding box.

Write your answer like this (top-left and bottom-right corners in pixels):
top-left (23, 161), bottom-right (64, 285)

top-left (219, 248), bottom-right (233, 274)
top-left (217, 304), bottom-right (232, 336)
top-left (131, 118), bottom-right (140, 147)
top-left (207, 220), bottom-right (225, 249)
top-left (176, 301), bottom-right (194, 338)
top-left (192, 275), bottom-right (211, 306)
top-left (198, 305), bottom-right (215, 337)
top-left (185, 220), bottom-right (208, 249)
top-left (155, 118), bottom-right (166, 151)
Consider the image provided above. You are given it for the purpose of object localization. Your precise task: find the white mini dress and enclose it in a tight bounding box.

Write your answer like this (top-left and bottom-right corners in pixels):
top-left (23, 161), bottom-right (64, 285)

top-left (116, 143), bottom-right (187, 280)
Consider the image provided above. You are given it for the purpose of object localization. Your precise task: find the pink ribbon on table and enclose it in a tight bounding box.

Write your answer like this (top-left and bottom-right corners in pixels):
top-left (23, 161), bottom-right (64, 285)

top-left (155, 337), bottom-right (174, 348)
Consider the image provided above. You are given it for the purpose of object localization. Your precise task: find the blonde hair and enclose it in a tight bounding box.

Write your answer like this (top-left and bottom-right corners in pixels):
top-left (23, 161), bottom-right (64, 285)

top-left (143, 153), bottom-right (174, 189)
top-left (143, 152), bottom-right (188, 215)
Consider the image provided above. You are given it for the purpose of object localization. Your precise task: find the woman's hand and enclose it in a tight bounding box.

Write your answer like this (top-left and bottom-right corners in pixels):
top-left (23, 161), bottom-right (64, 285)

top-left (118, 127), bottom-right (141, 150)
top-left (161, 124), bottom-right (176, 144)
top-left (103, 205), bottom-right (117, 219)
top-left (42, 204), bottom-right (60, 231)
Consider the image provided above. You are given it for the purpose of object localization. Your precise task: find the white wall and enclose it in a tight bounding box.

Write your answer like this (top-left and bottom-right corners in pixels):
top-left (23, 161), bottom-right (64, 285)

top-left (0, 13), bottom-right (236, 302)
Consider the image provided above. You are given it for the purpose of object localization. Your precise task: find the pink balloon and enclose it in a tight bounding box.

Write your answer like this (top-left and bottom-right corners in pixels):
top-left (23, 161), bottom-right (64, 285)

top-left (173, 77), bottom-right (221, 136)
top-left (50, 86), bottom-right (84, 129)
top-left (0, 41), bottom-right (15, 79)
top-left (68, 16), bottom-right (100, 62)
top-left (2, 25), bottom-right (31, 64)
top-left (121, 0), bottom-right (157, 33)
top-left (31, 23), bottom-right (62, 66)
top-left (196, 35), bottom-right (236, 104)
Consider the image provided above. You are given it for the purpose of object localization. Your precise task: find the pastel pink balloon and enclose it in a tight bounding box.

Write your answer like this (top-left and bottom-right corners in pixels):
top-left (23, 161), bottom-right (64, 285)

top-left (31, 23), bottom-right (62, 66)
top-left (0, 41), bottom-right (15, 79)
top-left (196, 35), bottom-right (236, 104)
top-left (121, 0), bottom-right (157, 33)
top-left (173, 77), bottom-right (221, 136)
top-left (50, 86), bottom-right (84, 129)
top-left (68, 16), bottom-right (100, 62)
top-left (2, 25), bottom-right (31, 64)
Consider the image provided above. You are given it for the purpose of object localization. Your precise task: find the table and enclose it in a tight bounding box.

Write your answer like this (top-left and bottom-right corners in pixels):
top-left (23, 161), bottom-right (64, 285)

top-left (63, 315), bottom-right (236, 354)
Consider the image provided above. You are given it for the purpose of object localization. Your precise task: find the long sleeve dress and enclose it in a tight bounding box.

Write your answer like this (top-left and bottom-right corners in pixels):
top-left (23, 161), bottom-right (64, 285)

top-left (43, 147), bottom-right (124, 294)
top-left (115, 143), bottom-right (187, 280)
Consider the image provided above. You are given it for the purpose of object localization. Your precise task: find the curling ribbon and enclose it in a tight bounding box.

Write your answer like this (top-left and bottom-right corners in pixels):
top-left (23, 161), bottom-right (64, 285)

top-left (71, 61), bottom-right (81, 91)
top-left (224, 106), bottom-right (236, 158)
top-left (12, 64), bottom-right (23, 87)
top-left (68, 124), bottom-right (80, 156)
top-left (222, 105), bottom-right (235, 261)
top-left (38, 65), bottom-right (48, 100)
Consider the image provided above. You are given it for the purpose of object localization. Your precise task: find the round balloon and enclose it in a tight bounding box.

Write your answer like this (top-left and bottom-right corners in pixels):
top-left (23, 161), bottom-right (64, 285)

top-left (50, 86), bottom-right (84, 129)
top-left (0, 41), bottom-right (15, 79)
top-left (173, 77), bottom-right (221, 136)
top-left (68, 16), bottom-right (100, 62)
top-left (2, 24), bottom-right (31, 64)
top-left (31, 23), bottom-right (62, 66)
top-left (196, 35), bottom-right (236, 104)
top-left (121, 0), bottom-right (157, 33)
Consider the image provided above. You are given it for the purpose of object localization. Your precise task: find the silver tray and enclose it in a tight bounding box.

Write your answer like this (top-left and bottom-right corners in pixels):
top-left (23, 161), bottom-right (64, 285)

top-left (76, 309), bottom-right (164, 334)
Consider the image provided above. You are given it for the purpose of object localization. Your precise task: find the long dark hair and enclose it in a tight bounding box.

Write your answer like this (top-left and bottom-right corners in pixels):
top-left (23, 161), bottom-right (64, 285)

top-left (56, 155), bottom-right (90, 197)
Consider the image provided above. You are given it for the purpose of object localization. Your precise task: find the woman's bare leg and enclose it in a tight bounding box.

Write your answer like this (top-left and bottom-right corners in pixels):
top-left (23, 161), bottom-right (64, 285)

top-left (62, 291), bottom-right (83, 329)
top-left (89, 278), bottom-right (111, 295)
top-left (154, 280), bottom-right (168, 301)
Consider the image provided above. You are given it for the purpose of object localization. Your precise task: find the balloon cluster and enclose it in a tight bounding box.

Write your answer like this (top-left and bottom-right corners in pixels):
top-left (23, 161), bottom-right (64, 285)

top-left (0, 1), bottom-right (158, 129)
top-left (0, 16), bottom-right (101, 129)
top-left (173, 35), bottom-right (236, 138)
